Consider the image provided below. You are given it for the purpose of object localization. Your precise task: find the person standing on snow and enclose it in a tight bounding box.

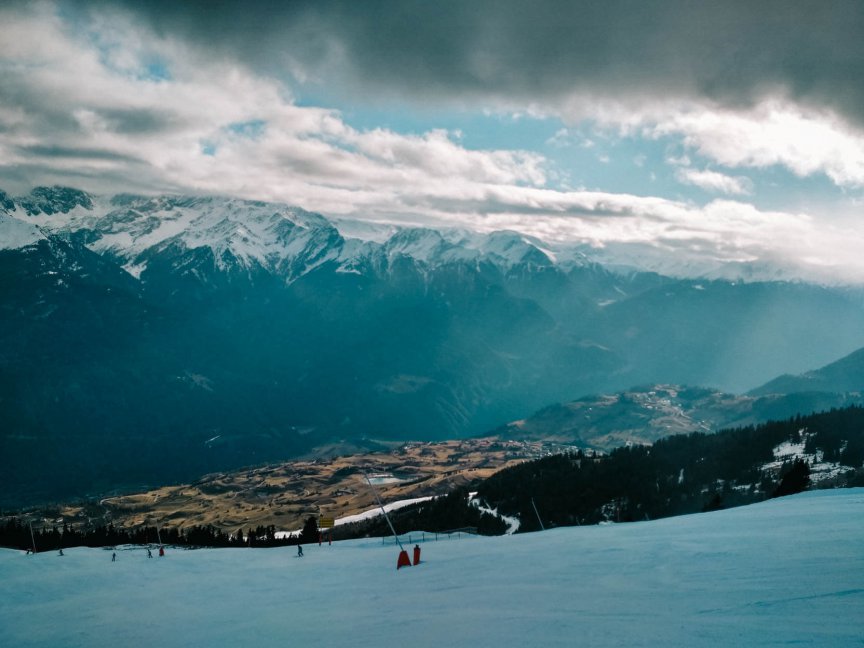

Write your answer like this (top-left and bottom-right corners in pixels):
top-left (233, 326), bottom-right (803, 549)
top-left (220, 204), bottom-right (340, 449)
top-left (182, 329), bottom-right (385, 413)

top-left (297, 545), bottom-right (303, 557)
top-left (112, 552), bottom-right (116, 562)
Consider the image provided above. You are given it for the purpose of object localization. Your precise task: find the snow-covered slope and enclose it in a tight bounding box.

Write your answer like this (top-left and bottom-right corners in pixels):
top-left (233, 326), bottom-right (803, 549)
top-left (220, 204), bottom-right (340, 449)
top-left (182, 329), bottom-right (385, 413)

top-left (0, 212), bottom-right (46, 250)
top-left (2, 489), bottom-right (861, 647)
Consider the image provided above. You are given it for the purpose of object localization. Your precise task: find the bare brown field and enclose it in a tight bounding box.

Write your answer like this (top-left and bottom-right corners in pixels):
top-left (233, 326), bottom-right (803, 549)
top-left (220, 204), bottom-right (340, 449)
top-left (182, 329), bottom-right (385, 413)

top-left (47, 438), bottom-right (560, 534)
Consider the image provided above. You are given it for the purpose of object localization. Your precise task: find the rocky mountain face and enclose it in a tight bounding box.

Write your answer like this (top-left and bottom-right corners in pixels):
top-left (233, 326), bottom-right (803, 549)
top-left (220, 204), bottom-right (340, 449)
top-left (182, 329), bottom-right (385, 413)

top-left (4, 185), bottom-right (864, 505)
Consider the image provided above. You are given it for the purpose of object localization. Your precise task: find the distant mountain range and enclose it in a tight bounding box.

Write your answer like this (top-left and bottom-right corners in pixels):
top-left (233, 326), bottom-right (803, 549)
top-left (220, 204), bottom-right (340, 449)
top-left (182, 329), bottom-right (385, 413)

top-left (4, 185), bottom-right (864, 505)
top-left (750, 347), bottom-right (864, 397)
top-left (492, 384), bottom-right (864, 451)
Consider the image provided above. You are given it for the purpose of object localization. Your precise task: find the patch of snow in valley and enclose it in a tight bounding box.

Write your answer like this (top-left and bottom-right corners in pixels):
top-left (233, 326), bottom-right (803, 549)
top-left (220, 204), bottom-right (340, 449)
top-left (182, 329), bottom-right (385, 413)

top-left (121, 262), bottom-right (147, 279)
top-left (773, 439), bottom-right (806, 459)
top-left (273, 496), bottom-right (435, 538)
top-left (763, 433), bottom-right (852, 484)
top-left (334, 497), bottom-right (434, 526)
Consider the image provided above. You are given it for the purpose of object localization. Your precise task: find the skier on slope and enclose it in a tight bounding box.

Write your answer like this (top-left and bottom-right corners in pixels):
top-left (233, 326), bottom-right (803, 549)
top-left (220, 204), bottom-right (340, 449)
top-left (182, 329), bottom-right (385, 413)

top-left (297, 545), bottom-right (303, 557)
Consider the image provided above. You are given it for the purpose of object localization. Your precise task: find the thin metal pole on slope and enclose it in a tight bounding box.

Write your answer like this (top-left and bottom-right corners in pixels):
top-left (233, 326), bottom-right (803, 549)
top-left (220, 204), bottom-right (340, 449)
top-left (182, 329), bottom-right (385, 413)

top-left (28, 521), bottom-right (37, 554)
top-left (364, 472), bottom-right (404, 552)
top-left (531, 498), bottom-right (545, 531)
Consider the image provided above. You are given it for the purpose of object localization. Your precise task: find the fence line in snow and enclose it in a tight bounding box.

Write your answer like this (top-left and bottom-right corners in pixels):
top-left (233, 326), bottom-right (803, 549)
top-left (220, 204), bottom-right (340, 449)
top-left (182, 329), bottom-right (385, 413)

top-left (381, 527), bottom-right (478, 545)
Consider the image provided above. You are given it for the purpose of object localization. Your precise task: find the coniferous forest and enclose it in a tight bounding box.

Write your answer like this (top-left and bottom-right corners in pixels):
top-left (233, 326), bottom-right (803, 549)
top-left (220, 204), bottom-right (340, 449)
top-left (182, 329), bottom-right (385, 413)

top-left (0, 517), bottom-right (320, 552)
top-left (471, 406), bottom-right (864, 532)
top-left (360, 406), bottom-right (864, 536)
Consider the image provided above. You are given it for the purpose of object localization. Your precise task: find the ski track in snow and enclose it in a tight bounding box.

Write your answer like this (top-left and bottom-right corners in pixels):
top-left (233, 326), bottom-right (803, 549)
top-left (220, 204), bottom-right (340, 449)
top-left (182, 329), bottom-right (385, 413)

top-left (2, 489), bottom-right (862, 647)
top-left (469, 492), bottom-right (520, 534)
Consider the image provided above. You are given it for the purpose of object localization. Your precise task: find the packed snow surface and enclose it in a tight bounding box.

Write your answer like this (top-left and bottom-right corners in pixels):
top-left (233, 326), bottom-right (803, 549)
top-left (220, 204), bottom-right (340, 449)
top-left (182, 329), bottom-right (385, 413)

top-left (1, 489), bottom-right (862, 647)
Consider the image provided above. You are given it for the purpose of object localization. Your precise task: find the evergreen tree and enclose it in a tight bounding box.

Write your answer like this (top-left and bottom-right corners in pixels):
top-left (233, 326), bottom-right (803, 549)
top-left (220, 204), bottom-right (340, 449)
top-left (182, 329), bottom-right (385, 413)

top-left (773, 459), bottom-right (811, 498)
top-left (300, 516), bottom-right (318, 544)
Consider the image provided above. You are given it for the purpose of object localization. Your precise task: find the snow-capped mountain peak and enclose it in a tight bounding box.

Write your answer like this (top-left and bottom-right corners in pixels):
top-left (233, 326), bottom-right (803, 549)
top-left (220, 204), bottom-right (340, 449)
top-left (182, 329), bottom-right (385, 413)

top-left (0, 187), bottom-right (608, 281)
top-left (3, 188), bottom-right (346, 279)
top-left (380, 227), bottom-right (481, 265)
top-left (1, 186), bottom-right (94, 217)
top-left (2, 187), bottom-right (584, 281)
top-left (479, 230), bottom-right (556, 266)
top-left (0, 212), bottom-right (47, 250)
top-left (1, 186), bottom-right (851, 286)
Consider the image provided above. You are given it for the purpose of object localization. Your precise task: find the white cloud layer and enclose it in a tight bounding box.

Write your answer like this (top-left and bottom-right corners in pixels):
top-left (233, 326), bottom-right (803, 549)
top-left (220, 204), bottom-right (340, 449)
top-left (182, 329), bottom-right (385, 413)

top-left (554, 95), bottom-right (864, 189)
top-left (0, 5), bottom-right (548, 212)
top-left (1, 3), bottom-right (864, 283)
top-left (653, 101), bottom-right (864, 188)
top-left (674, 168), bottom-right (752, 196)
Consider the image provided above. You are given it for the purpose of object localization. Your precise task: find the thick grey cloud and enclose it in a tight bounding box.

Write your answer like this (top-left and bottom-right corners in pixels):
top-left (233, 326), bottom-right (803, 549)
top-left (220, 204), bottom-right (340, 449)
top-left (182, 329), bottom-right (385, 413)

top-left (80, 0), bottom-right (864, 125)
top-left (20, 144), bottom-right (143, 162)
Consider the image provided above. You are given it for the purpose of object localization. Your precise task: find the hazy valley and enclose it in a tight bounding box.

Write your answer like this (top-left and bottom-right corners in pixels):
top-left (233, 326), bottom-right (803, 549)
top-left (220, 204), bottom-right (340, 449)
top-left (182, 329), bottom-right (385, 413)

top-left (5, 186), bottom-right (864, 509)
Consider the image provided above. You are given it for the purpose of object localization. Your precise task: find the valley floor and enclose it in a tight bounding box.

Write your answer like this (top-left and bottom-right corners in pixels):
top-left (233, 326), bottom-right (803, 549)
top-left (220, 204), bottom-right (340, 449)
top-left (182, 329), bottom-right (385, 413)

top-left (1, 489), bottom-right (862, 647)
top-left (40, 438), bottom-right (551, 535)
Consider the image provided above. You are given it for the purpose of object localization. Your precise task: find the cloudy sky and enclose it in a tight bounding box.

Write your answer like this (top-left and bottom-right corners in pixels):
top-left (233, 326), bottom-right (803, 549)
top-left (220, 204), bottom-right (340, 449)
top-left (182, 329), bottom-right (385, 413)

top-left (2, 0), bottom-right (864, 281)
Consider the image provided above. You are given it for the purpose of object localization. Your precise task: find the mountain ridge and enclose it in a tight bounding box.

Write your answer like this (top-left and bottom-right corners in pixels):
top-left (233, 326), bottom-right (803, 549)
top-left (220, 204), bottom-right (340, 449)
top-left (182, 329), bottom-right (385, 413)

top-left (491, 383), bottom-right (864, 451)
top-left (751, 346), bottom-right (864, 396)
top-left (0, 186), bottom-right (570, 283)
top-left (5, 185), bottom-right (864, 505)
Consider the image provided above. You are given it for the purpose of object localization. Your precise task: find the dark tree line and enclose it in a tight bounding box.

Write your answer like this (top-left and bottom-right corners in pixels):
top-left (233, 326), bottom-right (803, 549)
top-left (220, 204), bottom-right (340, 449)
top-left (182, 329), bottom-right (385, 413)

top-left (335, 487), bottom-right (508, 540)
top-left (473, 406), bottom-right (864, 532)
top-left (801, 407), bottom-right (864, 466)
top-left (0, 517), bottom-right (320, 551)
